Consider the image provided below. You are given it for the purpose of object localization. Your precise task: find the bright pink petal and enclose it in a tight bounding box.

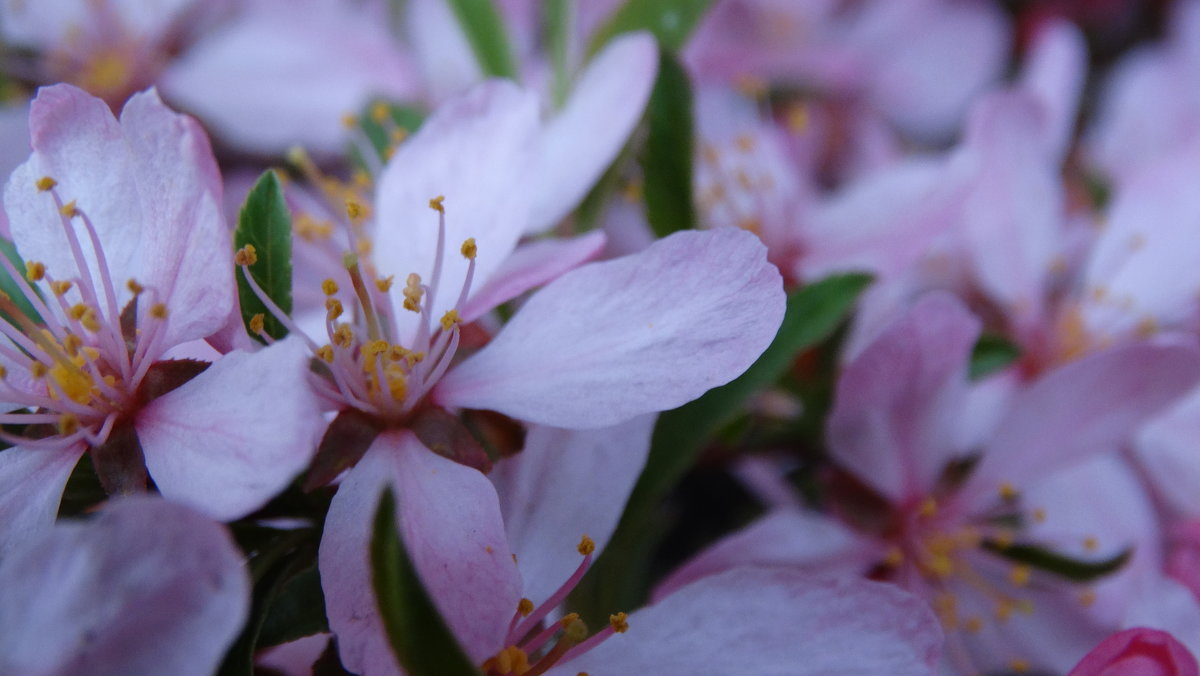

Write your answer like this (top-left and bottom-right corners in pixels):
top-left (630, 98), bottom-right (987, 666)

top-left (0, 496), bottom-right (248, 676)
top-left (556, 569), bottom-right (942, 676)
top-left (651, 508), bottom-right (880, 602)
top-left (490, 415), bottom-right (654, 606)
top-left (137, 338), bottom-right (324, 521)
top-left (1070, 628), bottom-right (1200, 676)
top-left (160, 0), bottom-right (419, 157)
top-left (965, 341), bottom-right (1200, 509)
top-left (319, 432), bottom-right (521, 671)
top-left (461, 231), bottom-right (606, 322)
top-left (0, 443), bottom-right (83, 558)
top-left (527, 32), bottom-right (658, 233)
top-left (437, 228), bottom-right (784, 428)
top-left (373, 80), bottom-right (540, 340)
top-left (828, 292), bottom-right (980, 503)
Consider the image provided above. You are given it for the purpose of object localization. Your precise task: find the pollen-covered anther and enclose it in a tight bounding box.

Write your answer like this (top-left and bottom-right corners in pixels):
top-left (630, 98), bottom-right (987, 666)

top-left (481, 645), bottom-right (529, 675)
top-left (62, 334), bottom-right (83, 357)
top-left (609, 612), bottom-right (628, 634)
top-left (578, 535), bottom-right (596, 556)
top-left (340, 113), bottom-right (358, 129)
top-left (918, 497), bottom-right (938, 519)
top-left (249, 314), bottom-right (265, 335)
top-left (36, 176), bottom-right (57, 192)
top-left (345, 199), bottom-right (367, 222)
top-left (440, 309), bottom-right (461, 331)
top-left (57, 413), bottom-right (79, 435)
top-left (461, 238), bottom-right (477, 260)
top-left (60, 200), bottom-right (79, 218)
top-left (375, 275), bottom-right (394, 292)
top-left (30, 362), bottom-right (47, 378)
top-left (1009, 565), bottom-right (1032, 587)
top-left (24, 261), bottom-right (45, 282)
top-left (325, 298), bottom-right (344, 320)
top-left (150, 303), bottom-right (168, 319)
top-left (428, 195), bottom-right (445, 214)
top-left (402, 273), bottom-right (423, 312)
top-left (998, 481), bottom-right (1018, 501)
top-left (316, 345), bottom-right (334, 363)
top-left (332, 324), bottom-right (354, 349)
top-left (126, 278), bottom-right (143, 295)
top-left (882, 547), bottom-right (904, 567)
top-left (321, 278), bottom-right (339, 296)
top-left (1009, 658), bottom-right (1031, 673)
top-left (517, 598), bottom-right (534, 616)
top-left (51, 280), bottom-right (72, 296)
top-left (234, 244), bottom-right (258, 266)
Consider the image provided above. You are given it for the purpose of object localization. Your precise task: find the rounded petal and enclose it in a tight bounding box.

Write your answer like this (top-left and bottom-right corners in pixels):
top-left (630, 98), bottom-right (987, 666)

top-left (461, 231), bottom-right (606, 322)
top-left (437, 228), bottom-right (785, 428)
top-left (137, 337), bottom-right (324, 521)
top-left (1069, 627), bottom-right (1199, 676)
top-left (556, 569), bottom-right (943, 676)
top-left (0, 496), bottom-right (249, 676)
top-left (0, 443), bottom-right (84, 558)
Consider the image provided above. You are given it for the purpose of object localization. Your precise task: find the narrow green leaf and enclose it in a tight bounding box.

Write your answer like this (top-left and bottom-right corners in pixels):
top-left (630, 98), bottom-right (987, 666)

top-left (969, 334), bottom-right (1022, 380)
top-left (640, 49), bottom-right (696, 238)
top-left (446, 0), bottom-right (519, 79)
top-left (546, 0), bottom-right (573, 108)
top-left (0, 237), bottom-right (42, 324)
top-left (371, 489), bottom-right (480, 676)
top-left (571, 273), bottom-right (873, 617)
top-left (587, 0), bottom-right (714, 55)
top-left (981, 540), bottom-right (1132, 583)
top-left (235, 170), bottom-right (293, 342)
top-left (258, 565), bottom-right (330, 648)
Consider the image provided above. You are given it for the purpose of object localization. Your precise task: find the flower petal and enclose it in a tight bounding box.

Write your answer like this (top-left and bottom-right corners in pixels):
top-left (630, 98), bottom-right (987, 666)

top-left (461, 231), bottom-right (606, 322)
top-left (436, 228), bottom-right (784, 428)
top-left (0, 443), bottom-right (83, 558)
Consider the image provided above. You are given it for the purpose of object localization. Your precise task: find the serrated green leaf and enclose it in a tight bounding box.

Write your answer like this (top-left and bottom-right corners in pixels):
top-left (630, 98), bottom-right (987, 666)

top-left (981, 540), bottom-right (1132, 583)
top-left (371, 489), bottom-right (480, 676)
top-left (641, 49), bottom-right (696, 238)
top-left (0, 237), bottom-right (42, 324)
top-left (969, 334), bottom-right (1022, 380)
top-left (571, 272), bottom-right (873, 619)
top-left (235, 170), bottom-right (293, 342)
top-left (446, 0), bottom-right (518, 79)
top-left (587, 0), bottom-right (714, 55)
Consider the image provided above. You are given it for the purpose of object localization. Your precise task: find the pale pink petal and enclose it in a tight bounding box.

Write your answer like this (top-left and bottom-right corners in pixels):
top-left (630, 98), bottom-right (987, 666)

top-left (257, 633), bottom-right (332, 676)
top-left (1020, 19), bottom-right (1088, 162)
top-left (827, 293), bottom-right (980, 503)
top-left (490, 415), bottom-right (654, 606)
top-left (461, 231), bottom-right (606, 322)
top-left (0, 443), bottom-right (84, 558)
top-left (436, 228), bottom-right (785, 428)
top-left (0, 0), bottom-right (196, 50)
top-left (651, 508), bottom-right (880, 602)
top-left (964, 341), bottom-right (1200, 509)
top-left (1135, 384), bottom-right (1200, 516)
top-left (1122, 580), bottom-right (1200, 661)
top-left (0, 496), bottom-right (249, 676)
top-left (527, 32), bottom-right (658, 234)
top-left (137, 337), bottom-right (324, 521)
top-left (319, 433), bottom-right (521, 671)
top-left (373, 80), bottom-right (540, 340)
top-left (406, 0), bottom-right (483, 103)
top-left (160, 0), bottom-right (419, 157)
top-left (554, 569), bottom-right (942, 676)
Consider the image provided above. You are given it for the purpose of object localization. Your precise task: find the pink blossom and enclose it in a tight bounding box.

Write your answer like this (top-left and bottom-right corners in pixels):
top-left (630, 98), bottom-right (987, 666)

top-left (1069, 628), bottom-right (1200, 676)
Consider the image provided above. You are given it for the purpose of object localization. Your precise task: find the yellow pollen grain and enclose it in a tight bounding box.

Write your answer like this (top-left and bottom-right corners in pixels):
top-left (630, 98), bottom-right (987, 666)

top-left (249, 314), bottom-right (265, 334)
top-left (30, 362), bottom-right (47, 378)
top-left (565, 618), bottom-right (590, 643)
top-left (622, 180), bottom-right (643, 203)
top-left (1010, 659), bottom-right (1031, 673)
top-left (918, 497), bottom-right (937, 518)
top-left (883, 547), bottom-right (904, 567)
top-left (24, 261), bottom-right (45, 282)
top-left (345, 200), bottom-right (367, 222)
top-left (51, 280), bottom-right (72, 296)
top-left (1009, 565), bottom-right (1032, 587)
top-left (352, 170), bottom-right (372, 189)
top-left (390, 128), bottom-right (408, 144)
top-left (355, 238), bottom-right (373, 256)
top-left (325, 298), bottom-right (344, 320)
top-left (428, 195), bottom-right (445, 213)
top-left (333, 324), bottom-right (354, 348)
top-left (734, 133), bottom-right (756, 153)
top-left (79, 308), bottom-right (100, 332)
top-left (36, 176), bottom-right (57, 192)
top-left (321, 278), bottom-right (339, 295)
top-left (150, 303), bottom-right (168, 319)
top-left (460, 238), bottom-right (477, 260)
top-left (440, 309), bottom-right (461, 331)
top-left (316, 345), bottom-right (334, 363)
top-left (559, 612), bottom-right (580, 628)
top-left (60, 200), bottom-right (78, 218)
top-left (609, 612), bottom-right (629, 634)
top-left (517, 598), bottom-right (534, 616)
top-left (0, 364), bottom-right (7, 378)
top-left (992, 529), bottom-right (1015, 548)
top-left (1032, 508), bottom-right (1047, 523)
top-left (340, 113), bottom-right (358, 129)
top-left (57, 413), bottom-right (79, 436)
top-left (375, 275), bottom-right (394, 292)
top-left (1079, 589), bottom-right (1097, 607)
top-left (1136, 317), bottom-right (1159, 338)
top-left (126, 279), bottom-right (143, 295)
top-left (578, 535), bottom-right (595, 556)
top-left (998, 482), bottom-right (1018, 500)
top-left (1083, 536), bottom-right (1099, 552)
top-left (786, 104), bottom-right (809, 133)
top-left (370, 102), bottom-right (390, 123)
top-left (62, 334), bottom-right (82, 356)
top-left (964, 616), bottom-right (983, 634)
top-left (234, 244), bottom-right (258, 266)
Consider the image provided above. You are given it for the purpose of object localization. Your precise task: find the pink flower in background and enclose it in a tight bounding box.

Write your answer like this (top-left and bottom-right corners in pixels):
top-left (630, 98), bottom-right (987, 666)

top-left (0, 84), bottom-right (323, 555)
top-left (1069, 627), bottom-right (1200, 676)
top-left (0, 496), bottom-right (249, 676)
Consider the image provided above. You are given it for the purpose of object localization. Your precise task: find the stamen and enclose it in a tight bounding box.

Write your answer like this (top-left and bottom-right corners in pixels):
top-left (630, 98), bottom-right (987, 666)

top-left (36, 176), bottom-right (57, 192)
top-left (24, 261), bottom-right (45, 281)
top-left (234, 244), bottom-right (258, 266)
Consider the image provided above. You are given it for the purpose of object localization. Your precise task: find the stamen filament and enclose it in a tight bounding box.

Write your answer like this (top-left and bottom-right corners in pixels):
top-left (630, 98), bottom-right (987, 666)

top-left (237, 266), bottom-right (322, 353)
top-left (509, 551), bottom-right (593, 644)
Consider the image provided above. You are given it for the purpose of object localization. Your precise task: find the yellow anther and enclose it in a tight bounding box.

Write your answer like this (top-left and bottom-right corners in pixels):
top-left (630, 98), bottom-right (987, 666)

top-left (355, 238), bottom-right (373, 256)
top-left (883, 547), bottom-right (904, 567)
top-left (460, 238), bottom-right (477, 260)
top-left (150, 303), bottom-right (168, 319)
top-left (51, 280), bottom-right (72, 296)
top-left (387, 371), bottom-right (407, 401)
top-left (234, 244), bottom-right (258, 266)
top-left (57, 413), bottom-right (79, 436)
top-left (578, 535), bottom-right (595, 556)
top-left (316, 345), bottom-right (334, 363)
top-left (68, 304), bottom-right (89, 320)
top-left (321, 279), bottom-right (339, 296)
top-left (995, 600), bottom-right (1015, 622)
top-left (390, 128), bottom-right (408, 144)
top-left (964, 616), bottom-right (983, 634)
top-left (1009, 565), bottom-right (1032, 587)
top-left (925, 554), bottom-right (954, 579)
top-left (786, 104), bottom-right (809, 133)
top-left (24, 261), bottom-right (45, 282)
top-left (609, 612), bottom-right (629, 634)
top-left (428, 195), bottom-right (445, 213)
top-left (0, 364), bottom-right (7, 378)
top-left (59, 200), bottom-right (78, 218)
top-left (333, 324), bottom-right (354, 348)
top-left (30, 362), bottom-right (47, 378)
top-left (622, 180), bottom-right (643, 203)
top-left (402, 273), bottom-right (423, 312)
top-left (387, 344), bottom-right (410, 362)
top-left (1079, 589), bottom-right (1096, 607)
top-left (248, 314), bottom-right (265, 334)
top-left (918, 498), bottom-right (938, 518)
top-left (36, 176), bottom-right (57, 192)
top-left (734, 133), bottom-right (756, 153)
top-left (325, 298), bottom-right (344, 320)
top-left (345, 200), bottom-right (366, 222)
top-left (340, 113), bottom-right (359, 129)
top-left (1083, 536), bottom-right (1098, 552)
top-left (559, 612), bottom-right (580, 628)
top-left (352, 170), bottom-right (372, 188)
top-left (370, 102), bottom-right (390, 123)
top-left (1010, 659), bottom-right (1030, 673)
top-left (126, 279), bottom-right (143, 295)
top-left (1137, 317), bottom-right (1159, 338)
top-left (62, 334), bottom-right (82, 356)
top-left (375, 275), bottom-right (394, 292)
top-left (1032, 508), bottom-right (1046, 523)
top-left (998, 482), bottom-right (1018, 500)
top-left (440, 309), bottom-right (461, 331)
top-left (517, 598), bottom-right (534, 616)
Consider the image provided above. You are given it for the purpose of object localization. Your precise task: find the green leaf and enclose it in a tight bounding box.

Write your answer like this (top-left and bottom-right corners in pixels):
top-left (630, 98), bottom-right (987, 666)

top-left (588, 0), bottom-right (714, 55)
top-left (640, 49), bottom-right (696, 238)
top-left (258, 565), bottom-right (330, 648)
top-left (571, 273), bottom-right (872, 618)
top-left (371, 489), bottom-right (480, 676)
top-left (981, 540), bottom-right (1132, 583)
top-left (446, 0), bottom-right (519, 79)
top-left (546, 0), bottom-right (572, 108)
top-left (235, 170), bottom-right (293, 342)
top-left (969, 334), bottom-right (1022, 380)
top-left (356, 100), bottom-right (426, 166)
top-left (0, 237), bottom-right (42, 324)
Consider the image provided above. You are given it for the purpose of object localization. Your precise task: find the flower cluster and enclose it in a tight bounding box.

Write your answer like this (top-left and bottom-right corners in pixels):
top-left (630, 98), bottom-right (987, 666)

top-left (1, 1), bottom-right (1200, 675)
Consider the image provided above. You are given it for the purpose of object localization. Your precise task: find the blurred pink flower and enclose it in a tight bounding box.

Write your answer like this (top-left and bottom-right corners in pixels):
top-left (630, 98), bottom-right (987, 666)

top-left (1069, 627), bottom-right (1199, 676)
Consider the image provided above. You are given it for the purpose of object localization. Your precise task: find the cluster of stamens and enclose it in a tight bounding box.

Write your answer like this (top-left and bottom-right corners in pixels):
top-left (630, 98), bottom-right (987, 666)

top-left (481, 536), bottom-right (628, 676)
